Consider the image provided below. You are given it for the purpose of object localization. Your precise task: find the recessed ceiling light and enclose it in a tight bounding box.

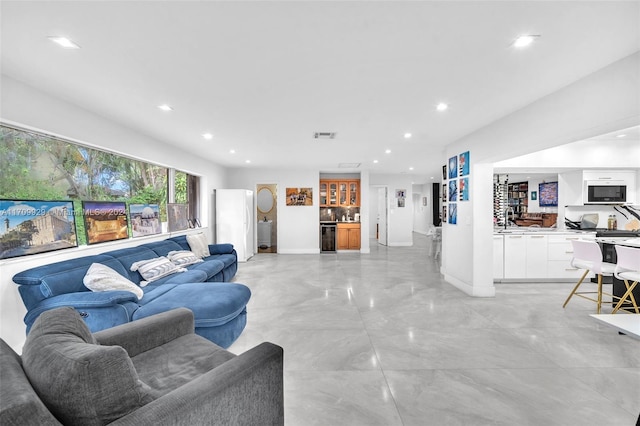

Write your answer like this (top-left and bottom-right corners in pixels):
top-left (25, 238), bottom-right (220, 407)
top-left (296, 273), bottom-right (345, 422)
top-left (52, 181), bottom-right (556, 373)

top-left (436, 103), bottom-right (448, 112)
top-left (513, 34), bottom-right (540, 48)
top-left (373, 160), bottom-right (379, 164)
top-left (245, 160), bottom-right (251, 164)
top-left (48, 36), bottom-right (80, 49)
top-left (404, 133), bottom-right (412, 139)
top-left (385, 149), bottom-right (391, 154)
top-left (409, 167), bottom-right (414, 171)
top-left (230, 149), bottom-right (236, 154)
top-left (157, 104), bottom-right (173, 111)
top-left (202, 133), bottom-right (213, 140)
top-left (616, 134), bottom-right (627, 138)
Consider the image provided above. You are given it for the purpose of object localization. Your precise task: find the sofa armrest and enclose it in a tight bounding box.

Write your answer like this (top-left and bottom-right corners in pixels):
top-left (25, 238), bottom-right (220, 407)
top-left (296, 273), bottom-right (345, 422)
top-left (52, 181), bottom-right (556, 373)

top-left (110, 342), bottom-right (284, 426)
top-left (208, 243), bottom-right (234, 255)
top-left (93, 308), bottom-right (195, 357)
top-left (24, 291), bottom-right (139, 326)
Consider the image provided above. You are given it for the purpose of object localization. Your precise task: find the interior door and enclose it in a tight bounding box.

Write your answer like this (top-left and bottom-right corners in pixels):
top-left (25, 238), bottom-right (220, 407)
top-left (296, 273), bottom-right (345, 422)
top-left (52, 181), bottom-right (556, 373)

top-left (377, 187), bottom-right (388, 246)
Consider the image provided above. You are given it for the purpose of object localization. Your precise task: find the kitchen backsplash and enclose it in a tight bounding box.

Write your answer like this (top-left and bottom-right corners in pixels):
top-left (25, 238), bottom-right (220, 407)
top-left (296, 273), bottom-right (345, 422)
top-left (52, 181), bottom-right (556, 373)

top-left (320, 207), bottom-right (361, 222)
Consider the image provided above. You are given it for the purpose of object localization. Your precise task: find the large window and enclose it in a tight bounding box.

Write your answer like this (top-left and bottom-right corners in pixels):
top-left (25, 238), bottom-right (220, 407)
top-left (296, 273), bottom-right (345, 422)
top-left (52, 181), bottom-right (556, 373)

top-left (0, 124), bottom-right (200, 247)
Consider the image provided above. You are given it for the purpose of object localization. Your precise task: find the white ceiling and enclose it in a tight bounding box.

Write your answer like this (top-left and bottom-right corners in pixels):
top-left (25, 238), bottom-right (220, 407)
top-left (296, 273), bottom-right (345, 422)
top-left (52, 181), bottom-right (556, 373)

top-left (1, 1), bottom-right (639, 182)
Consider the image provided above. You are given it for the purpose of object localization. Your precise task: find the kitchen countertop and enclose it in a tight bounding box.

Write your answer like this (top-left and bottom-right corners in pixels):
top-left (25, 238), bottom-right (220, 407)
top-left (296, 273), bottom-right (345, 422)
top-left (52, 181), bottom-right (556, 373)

top-left (493, 228), bottom-right (594, 235)
top-left (320, 220), bottom-right (361, 224)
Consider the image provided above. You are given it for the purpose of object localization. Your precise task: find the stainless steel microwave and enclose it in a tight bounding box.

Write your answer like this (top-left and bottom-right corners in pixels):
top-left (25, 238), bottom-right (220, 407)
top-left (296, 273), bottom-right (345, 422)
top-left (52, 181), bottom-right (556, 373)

top-left (585, 181), bottom-right (627, 204)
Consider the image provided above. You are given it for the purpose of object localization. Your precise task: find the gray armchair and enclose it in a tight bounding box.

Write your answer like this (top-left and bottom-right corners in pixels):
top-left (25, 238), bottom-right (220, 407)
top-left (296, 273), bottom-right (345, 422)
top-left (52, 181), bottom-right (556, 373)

top-left (0, 307), bottom-right (283, 425)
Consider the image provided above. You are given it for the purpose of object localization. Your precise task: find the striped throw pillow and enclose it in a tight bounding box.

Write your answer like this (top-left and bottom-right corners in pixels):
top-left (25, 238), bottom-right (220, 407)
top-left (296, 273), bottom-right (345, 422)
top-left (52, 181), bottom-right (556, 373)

top-left (167, 250), bottom-right (203, 267)
top-left (130, 257), bottom-right (186, 286)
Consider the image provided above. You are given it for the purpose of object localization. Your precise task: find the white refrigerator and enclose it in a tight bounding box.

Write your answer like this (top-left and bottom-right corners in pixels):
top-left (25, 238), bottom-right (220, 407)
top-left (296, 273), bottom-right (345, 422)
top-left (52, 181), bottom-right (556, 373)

top-left (213, 189), bottom-right (255, 262)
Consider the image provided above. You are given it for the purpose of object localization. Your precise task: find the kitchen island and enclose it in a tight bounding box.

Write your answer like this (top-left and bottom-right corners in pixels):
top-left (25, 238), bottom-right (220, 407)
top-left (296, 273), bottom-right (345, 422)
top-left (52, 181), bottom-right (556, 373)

top-left (494, 228), bottom-right (596, 281)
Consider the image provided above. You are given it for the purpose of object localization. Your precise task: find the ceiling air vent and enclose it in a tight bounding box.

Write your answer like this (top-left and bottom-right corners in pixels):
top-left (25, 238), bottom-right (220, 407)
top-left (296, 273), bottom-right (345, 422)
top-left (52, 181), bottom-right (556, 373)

top-left (313, 132), bottom-right (337, 139)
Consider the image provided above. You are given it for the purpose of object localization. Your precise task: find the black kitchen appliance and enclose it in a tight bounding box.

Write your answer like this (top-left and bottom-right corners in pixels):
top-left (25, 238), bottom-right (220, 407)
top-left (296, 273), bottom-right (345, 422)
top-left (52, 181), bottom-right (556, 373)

top-left (585, 182), bottom-right (627, 204)
top-left (320, 222), bottom-right (336, 253)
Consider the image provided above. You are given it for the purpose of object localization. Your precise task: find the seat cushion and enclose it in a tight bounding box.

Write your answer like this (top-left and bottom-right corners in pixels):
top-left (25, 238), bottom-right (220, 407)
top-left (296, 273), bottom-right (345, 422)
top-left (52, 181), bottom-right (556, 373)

top-left (186, 259), bottom-right (225, 281)
top-left (206, 253), bottom-right (237, 269)
top-left (21, 307), bottom-right (155, 426)
top-left (131, 333), bottom-right (235, 396)
top-left (133, 282), bottom-right (251, 328)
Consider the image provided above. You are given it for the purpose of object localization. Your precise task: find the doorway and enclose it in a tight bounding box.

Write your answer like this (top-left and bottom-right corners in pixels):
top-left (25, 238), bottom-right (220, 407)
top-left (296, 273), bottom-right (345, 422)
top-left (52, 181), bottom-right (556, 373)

top-left (377, 186), bottom-right (388, 246)
top-left (256, 184), bottom-right (277, 253)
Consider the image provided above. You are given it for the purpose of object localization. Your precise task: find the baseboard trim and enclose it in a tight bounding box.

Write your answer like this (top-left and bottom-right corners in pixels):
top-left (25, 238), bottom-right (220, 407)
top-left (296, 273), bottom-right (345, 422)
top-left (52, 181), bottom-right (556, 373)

top-left (444, 272), bottom-right (496, 298)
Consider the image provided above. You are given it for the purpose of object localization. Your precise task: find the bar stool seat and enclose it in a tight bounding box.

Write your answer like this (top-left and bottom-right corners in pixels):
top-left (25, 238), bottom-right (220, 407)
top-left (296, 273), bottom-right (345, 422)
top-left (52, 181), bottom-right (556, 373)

top-left (612, 245), bottom-right (640, 314)
top-left (563, 240), bottom-right (616, 314)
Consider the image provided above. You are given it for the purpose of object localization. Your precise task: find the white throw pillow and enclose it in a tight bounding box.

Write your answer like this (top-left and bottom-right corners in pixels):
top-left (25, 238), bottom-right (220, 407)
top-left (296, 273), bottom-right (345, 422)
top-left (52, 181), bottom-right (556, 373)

top-left (83, 263), bottom-right (143, 300)
top-left (130, 257), bottom-right (186, 286)
top-left (167, 250), bottom-right (204, 267)
top-left (186, 233), bottom-right (211, 258)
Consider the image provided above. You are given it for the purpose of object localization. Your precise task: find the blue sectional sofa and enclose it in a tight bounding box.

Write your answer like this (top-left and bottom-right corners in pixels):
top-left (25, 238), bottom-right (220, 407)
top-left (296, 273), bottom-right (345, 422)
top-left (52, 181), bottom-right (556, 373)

top-left (12, 235), bottom-right (250, 348)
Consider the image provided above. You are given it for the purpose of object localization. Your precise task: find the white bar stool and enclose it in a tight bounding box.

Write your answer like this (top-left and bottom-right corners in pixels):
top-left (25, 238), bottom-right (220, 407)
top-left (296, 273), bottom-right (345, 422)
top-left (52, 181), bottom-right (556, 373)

top-left (563, 240), bottom-right (616, 314)
top-left (427, 226), bottom-right (442, 259)
top-left (612, 245), bottom-right (640, 314)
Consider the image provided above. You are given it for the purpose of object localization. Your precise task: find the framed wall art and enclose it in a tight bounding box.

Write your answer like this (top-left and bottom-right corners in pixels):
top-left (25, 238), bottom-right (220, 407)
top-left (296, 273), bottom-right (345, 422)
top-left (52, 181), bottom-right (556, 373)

top-left (0, 199), bottom-right (78, 259)
top-left (167, 203), bottom-right (189, 232)
top-left (82, 201), bottom-right (129, 244)
top-left (129, 204), bottom-right (161, 237)
top-left (286, 188), bottom-right (313, 206)
top-left (448, 203), bottom-right (458, 225)
top-left (448, 155), bottom-right (458, 179)
top-left (459, 177), bottom-right (469, 201)
top-left (459, 151), bottom-right (470, 176)
top-left (448, 180), bottom-right (458, 201)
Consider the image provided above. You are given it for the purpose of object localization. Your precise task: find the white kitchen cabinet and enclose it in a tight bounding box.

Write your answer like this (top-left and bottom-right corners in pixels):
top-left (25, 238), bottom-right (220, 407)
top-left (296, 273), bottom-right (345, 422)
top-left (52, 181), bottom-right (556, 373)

top-left (503, 235), bottom-right (526, 279)
top-left (547, 234), bottom-right (594, 280)
top-left (493, 235), bottom-right (504, 279)
top-left (495, 231), bottom-right (596, 281)
top-left (525, 235), bottom-right (548, 279)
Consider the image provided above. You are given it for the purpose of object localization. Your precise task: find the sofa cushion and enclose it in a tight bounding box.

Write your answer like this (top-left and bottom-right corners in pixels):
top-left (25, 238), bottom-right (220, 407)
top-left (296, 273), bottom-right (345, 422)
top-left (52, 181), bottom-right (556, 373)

top-left (84, 263), bottom-right (143, 300)
top-left (103, 246), bottom-right (162, 284)
top-left (186, 233), bottom-right (211, 258)
top-left (186, 259), bottom-right (226, 281)
top-left (130, 257), bottom-right (186, 286)
top-left (132, 282), bottom-right (251, 328)
top-left (139, 240), bottom-right (184, 258)
top-left (131, 333), bottom-right (235, 396)
top-left (0, 339), bottom-right (61, 425)
top-left (21, 307), bottom-right (155, 426)
top-left (12, 255), bottom-right (127, 300)
top-left (207, 253), bottom-right (237, 269)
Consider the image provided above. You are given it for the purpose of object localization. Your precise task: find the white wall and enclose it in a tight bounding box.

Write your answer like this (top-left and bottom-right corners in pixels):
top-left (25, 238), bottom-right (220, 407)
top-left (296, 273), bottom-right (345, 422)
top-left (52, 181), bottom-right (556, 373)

top-left (442, 52), bottom-right (640, 298)
top-left (495, 139), bottom-right (640, 170)
top-left (0, 76), bottom-right (229, 352)
top-left (226, 168), bottom-right (321, 254)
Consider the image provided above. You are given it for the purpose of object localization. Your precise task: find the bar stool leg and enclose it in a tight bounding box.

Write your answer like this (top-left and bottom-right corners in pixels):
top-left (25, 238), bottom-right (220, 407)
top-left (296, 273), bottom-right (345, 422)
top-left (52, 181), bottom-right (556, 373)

top-left (563, 269), bottom-right (590, 309)
top-left (611, 279), bottom-right (639, 314)
top-left (596, 274), bottom-right (603, 314)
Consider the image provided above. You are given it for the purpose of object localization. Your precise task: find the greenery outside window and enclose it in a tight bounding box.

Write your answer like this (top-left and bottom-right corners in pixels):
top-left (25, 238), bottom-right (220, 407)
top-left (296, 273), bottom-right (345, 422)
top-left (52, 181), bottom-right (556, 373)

top-left (0, 124), bottom-right (200, 248)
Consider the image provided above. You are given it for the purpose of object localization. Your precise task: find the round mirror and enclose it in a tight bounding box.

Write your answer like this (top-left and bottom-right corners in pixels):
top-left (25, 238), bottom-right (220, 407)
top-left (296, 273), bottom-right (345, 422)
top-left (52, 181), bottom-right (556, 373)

top-left (257, 187), bottom-right (274, 213)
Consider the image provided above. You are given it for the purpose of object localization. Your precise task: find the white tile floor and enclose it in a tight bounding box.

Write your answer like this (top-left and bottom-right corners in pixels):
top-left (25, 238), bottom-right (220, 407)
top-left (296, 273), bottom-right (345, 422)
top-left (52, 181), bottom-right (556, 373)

top-left (228, 233), bottom-right (640, 426)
